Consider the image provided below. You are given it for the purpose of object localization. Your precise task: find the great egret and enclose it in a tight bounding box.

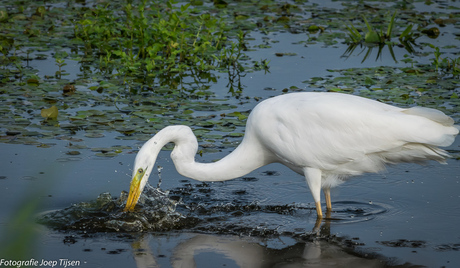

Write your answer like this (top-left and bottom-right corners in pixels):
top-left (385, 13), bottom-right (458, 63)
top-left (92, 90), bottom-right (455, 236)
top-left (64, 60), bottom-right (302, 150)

top-left (124, 92), bottom-right (459, 218)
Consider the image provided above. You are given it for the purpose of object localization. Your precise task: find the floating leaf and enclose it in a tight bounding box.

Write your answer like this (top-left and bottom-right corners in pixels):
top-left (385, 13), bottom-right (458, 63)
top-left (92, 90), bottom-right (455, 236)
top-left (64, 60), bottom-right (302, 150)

top-left (41, 106), bottom-right (58, 120)
top-left (35, 6), bottom-right (46, 17)
top-left (227, 132), bottom-right (244, 137)
top-left (364, 76), bottom-right (376, 85)
top-left (0, 9), bottom-right (8, 22)
top-left (27, 78), bottom-right (39, 86)
top-left (66, 151), bottom-right (81, 155)
top-left (225, 112), bottom-right (248, 120)
top-left (63, 84), bottom-right (76, 96)
top-left (308, 25), bottom-right (324, 33)
top-left (84, 132), bottom-right (105, 138)
top-left (421, 27), bottom-right (440, 39)
top-left (213, 0), bottom-right (228, 8)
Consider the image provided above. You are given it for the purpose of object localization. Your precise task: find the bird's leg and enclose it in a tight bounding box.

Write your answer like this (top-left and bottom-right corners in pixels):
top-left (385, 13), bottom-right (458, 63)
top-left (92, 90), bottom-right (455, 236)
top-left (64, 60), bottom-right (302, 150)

top-left (315, 202), bottom-right (323, 218)
top-left (304, 168), bottom-right (323, 218)
top-left (313, 216), bottom-right (322, 234)
top-left (323, 188), bottom-right (332, 211)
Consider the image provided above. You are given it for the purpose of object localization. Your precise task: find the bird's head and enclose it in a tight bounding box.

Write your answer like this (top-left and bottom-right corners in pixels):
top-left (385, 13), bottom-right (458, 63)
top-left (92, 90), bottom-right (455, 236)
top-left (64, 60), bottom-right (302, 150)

top-left (123, 125), bottom-right (195, 212)
top-left (123, 142), bottom-right (157, 212)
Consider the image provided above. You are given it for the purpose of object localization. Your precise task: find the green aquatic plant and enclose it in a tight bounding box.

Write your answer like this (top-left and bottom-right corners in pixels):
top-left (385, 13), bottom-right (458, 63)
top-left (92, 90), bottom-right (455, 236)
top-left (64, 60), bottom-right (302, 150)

top-left (73, 0), bottom-right (247, 83)
top-left (0, 0), bottom-right (458, 151)
top-left (255, 59), bottom-right (270, 73)
top-left (429, 44), bottom-right (460, 77)
top-left (344, 12), bottom-right (419, 63)
top-left (430, 44), bottom-right (442, 71)
top-left (345, 24), bottom-right (361, 44)
top-left (346, 11), bottom-right (416, 45)
top-left (54, 58), bottom-right (66, 78)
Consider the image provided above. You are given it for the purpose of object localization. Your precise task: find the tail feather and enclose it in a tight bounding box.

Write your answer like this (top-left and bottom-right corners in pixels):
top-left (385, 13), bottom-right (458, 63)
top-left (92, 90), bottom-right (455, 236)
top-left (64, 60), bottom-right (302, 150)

top-left (382, 143), bottom-right (450, 165)
top-left (402, 106), bottom-right (454, 126)
top-left (402, 106), bottom-right (459, 147)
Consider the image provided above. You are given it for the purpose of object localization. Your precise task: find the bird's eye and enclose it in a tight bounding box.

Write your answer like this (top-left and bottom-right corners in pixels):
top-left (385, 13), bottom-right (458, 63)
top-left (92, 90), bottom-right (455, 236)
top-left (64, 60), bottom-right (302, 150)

top-left (138, 168), bottom-right (144, 174)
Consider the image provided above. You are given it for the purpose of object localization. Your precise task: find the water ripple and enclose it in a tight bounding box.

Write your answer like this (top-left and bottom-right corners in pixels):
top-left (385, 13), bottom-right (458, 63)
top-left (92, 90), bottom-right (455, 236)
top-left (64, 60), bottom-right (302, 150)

top-left (37, 183), bottom-right (400, 235)
top-left (322, 201), bottom-right (391, 224)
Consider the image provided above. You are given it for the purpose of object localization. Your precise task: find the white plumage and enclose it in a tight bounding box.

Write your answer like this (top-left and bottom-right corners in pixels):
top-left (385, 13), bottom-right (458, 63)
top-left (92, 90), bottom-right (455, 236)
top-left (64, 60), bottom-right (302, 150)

top-left (124, 92), bottom-right (459, 218)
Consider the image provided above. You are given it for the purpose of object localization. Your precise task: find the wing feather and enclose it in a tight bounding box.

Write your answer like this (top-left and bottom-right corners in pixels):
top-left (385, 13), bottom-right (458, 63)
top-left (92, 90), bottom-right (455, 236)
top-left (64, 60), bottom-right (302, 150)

top-left (249, 93), bottom-right (458, 175)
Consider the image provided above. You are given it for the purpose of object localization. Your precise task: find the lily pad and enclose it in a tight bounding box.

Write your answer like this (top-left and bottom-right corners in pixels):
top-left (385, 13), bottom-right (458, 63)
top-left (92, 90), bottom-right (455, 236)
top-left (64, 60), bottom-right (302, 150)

top-left (84, 132), bottom-right (105, 138)
top-left (40, 106), bottom-right (58, 120)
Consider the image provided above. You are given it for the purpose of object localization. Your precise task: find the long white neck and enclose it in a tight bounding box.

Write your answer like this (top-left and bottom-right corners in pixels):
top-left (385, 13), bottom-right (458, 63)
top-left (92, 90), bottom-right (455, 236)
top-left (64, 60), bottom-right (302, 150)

top-left (141, 125), bottom-right (274, 182)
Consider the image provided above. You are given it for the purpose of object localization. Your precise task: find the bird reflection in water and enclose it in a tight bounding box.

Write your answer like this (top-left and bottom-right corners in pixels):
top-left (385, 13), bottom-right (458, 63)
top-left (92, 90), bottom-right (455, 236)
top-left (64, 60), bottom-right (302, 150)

top-left (130, 218), bottom-right (387, 268)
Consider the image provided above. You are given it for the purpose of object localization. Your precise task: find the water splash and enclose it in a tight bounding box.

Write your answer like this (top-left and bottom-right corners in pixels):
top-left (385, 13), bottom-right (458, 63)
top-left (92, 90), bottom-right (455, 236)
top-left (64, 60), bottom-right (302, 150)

top-left (38, 182), bottom-right (389, 235)
top-left (38, 184), bottom-right (197, 232)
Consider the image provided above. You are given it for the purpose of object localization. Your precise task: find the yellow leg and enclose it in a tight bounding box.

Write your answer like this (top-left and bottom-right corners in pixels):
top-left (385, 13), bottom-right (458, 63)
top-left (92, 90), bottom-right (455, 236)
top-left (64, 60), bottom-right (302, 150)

top-left (313, 216), bottom-right (322, 233)
top-left (315, 201), bottom-right (323, 218)
top-left (324, 188), bottom-right (332, 211)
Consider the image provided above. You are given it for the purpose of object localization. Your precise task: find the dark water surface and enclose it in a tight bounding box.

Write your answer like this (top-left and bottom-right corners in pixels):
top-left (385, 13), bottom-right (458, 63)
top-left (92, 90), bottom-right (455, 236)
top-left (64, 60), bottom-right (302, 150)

top-left (1, 133), bottom-right (459, 267)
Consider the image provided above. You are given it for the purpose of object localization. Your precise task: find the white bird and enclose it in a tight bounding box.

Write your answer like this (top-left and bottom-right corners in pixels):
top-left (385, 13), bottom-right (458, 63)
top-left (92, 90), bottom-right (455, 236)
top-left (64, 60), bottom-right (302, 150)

top-left (124, 92), bottom-right (459, 218)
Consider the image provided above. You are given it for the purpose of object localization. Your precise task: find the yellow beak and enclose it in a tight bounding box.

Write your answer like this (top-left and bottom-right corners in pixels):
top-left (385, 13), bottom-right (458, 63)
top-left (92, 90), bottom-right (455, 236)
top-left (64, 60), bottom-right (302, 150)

top-left (124, 171), bottom-right (145, 212)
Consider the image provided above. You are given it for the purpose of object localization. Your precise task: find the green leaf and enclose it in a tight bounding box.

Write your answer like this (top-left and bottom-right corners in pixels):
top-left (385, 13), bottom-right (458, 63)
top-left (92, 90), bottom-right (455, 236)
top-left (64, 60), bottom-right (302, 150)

top-left (41, 106), bottom-right (59, 120)
top-left (386, 11), bottom-right (397, 38)
top-left (180, 3), bottom-right (191, 12)
top-left (400, 24), bottom-right (413, 39)
top-left (362, 16), bottom-right (373, 32)
top-left (364, 76), bottom-right (376, 85)
top-left (364, 31), bottom-right (380, 43)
